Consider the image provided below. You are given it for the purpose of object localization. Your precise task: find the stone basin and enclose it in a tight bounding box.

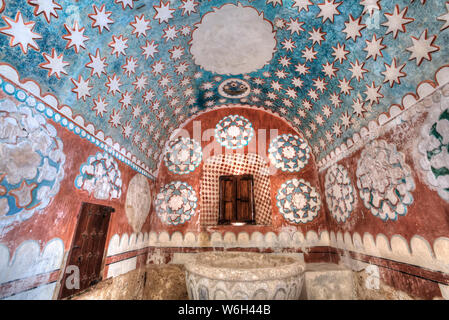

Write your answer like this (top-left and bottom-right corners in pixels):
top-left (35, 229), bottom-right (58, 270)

top-left (184, 252), bottom-right (305, 300)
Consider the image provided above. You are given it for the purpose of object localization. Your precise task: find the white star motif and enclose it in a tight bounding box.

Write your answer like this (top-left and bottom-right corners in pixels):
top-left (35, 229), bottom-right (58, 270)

top-left (406, 29), bottom-right (439, 66)
top-left (382, 5), bottom-right (414, 39)
top-left (360, 0), bottom-right (380, 15)
top-left (338, 77), bottom-right (353, 95)
top-left (295, 62), bottom-right (309, 75)
top-left (174, 61), bottom-right (189, 75)
top-left (88, 4), bottom-right (114, 34)
top-left (382, 58), bottom-right (406, 87)
top-left (28, 0), bottom-right (62, 23)
top-left (291, 0), bottom-right (312, 13)
top-left (364, 34), bottom-right (386, 60)
top-left (349, 59), bottom-right (368, 82)
top-left (322, 61), bottom-right (338, 79)
top-left (130, 14), bottom-right (151, 38)
top-left (281, 38), bottom-right (296, 52)
top-left (109, 109), bottom-right (122, 128)
top-left (122, 56), bottom-right (138, 77)
top-left (108, 34), bottom-right (128, 57)
top-left (291, 77), bottom-right (304, 88)
top-left (115, 0), bottom-right (135, 10)
top-left (352, 96), bottom-right (366, 118)
top-left (0, 12), bottom-right (42, 54)
top-left (62, 21), bottom-right (89, 53)
top-left (122, 121), bottom-right (133, 139)
top-left (162, 25), bottom-right (178, 42)
top-left (179, 0), bottom-right (198, 16)
top-left (85, 49), bottom-right (108, 78)
top-left (287, 18), bottom-right (305, 35)
top-left (332, 43), bottom-right (349, 64)
top-left (105, 74), bottom-right (122, 96)
top-left (266, 0), bottom-right (283, 7)
top-left (308, 27), bottom-right (326, 45)
top-left (120, 91), bottom-right (132, 109)
top-left (364, 81), bottom-right (383, 105)
top-left (92, 95), bottom-right (108, 117)
top-left (151, 59), bottom-right (165, 75)
top-left (317, 0), bottom-right (342, 23)
top-left (71, 75), bottom-right (92, 101)
top-left (143, 89), bottom-right (155, 104)
top-left (153, 1), bottom-right (175, 24)
top-left (133, 74), bottom-right (148, 92)
top-left (438, 3), bottom-right (449, 31)
top-left (313, 77), bottom-right (327, 92)
top-left (141, 40), bottom-right (159, 60)
top-left (343, 14), bottom-right (365, 41)
top-left (39, 48), bottom-right (69, 79)
top-left (169, 46), bottom-right (184, 61)
top-left (302, 46), bottom-right (317, 62)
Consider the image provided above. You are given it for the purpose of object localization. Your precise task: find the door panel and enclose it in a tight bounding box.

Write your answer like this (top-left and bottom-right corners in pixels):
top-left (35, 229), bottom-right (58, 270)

top-left (59, 202), bottom-right (113, 299)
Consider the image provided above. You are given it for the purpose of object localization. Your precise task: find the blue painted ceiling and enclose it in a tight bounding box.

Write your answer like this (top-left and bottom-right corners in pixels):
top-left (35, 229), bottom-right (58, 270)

top-left (0, 0), bottom-right (448, 174)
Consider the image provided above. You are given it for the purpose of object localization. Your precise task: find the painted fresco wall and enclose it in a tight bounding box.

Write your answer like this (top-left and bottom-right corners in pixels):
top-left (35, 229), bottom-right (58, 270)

top-left (145, 105), bottom-right (332, 264)
top-left (0, 85), bottom-right (155, 300)
top-left (317, 79), bottom-right (449, 300)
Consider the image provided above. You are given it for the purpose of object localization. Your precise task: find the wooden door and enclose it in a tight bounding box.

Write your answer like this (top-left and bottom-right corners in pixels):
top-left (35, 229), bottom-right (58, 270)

top-left (219, 175), bottom-right (255, 224)
top-left (59, 202), bottom-right (114, 299)
top-left (236, 175), bottom-right (255, 224)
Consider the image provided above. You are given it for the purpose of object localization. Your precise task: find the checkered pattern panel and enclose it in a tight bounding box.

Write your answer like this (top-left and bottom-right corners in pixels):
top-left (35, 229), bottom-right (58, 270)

top-left (200, 153), bottom-right (272, 226)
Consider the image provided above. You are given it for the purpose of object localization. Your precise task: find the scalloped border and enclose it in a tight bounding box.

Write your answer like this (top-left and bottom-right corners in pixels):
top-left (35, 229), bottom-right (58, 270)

top-left (317, 64), bottom-right (449, 172)
top-left (0, 63), bottom-right (155, 179)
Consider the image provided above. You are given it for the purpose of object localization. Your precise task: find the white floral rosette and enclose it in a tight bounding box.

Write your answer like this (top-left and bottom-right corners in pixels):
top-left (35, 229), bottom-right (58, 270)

top-left (356, 140), bottom-right (415, 221)
top-left (0, 99), bottom-right (65, 226)
top-left (324, 164), bottom-right (356, 223)
top-left (155, 181), bottom-right (197, 225)
top-left (268, 134), bottom-right (311, 172)
top-left (276, 178), bottom-right (321, 224)
top-left (214, 114), bottom-right (254, 149)
top-left (418, 102), bottom-right (449, 202)
top-left (74, 151), bottom-right (122, 200)
top-left (164, 136), bottom-right (202, 175)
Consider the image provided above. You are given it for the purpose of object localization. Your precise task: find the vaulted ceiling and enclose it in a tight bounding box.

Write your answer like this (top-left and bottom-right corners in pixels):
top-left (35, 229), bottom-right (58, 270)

top-left (1, 0), bottom-right (448, 177)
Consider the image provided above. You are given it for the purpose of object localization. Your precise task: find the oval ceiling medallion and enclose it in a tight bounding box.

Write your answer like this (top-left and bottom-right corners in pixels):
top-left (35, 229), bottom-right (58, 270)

top-left (218, 78), bottom-right (251, 99)
top-left (190, 3), bottom-right (276, 75)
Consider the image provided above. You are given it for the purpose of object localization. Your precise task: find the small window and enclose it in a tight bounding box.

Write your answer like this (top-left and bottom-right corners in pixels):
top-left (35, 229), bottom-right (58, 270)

top-left (219, 174), bottom-right (255, 225)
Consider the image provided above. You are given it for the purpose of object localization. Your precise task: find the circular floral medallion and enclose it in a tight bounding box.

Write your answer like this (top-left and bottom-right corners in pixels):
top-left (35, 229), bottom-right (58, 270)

top-left (324, 164), bottom-right (356, 223)
top-left (155, 181), bottom-right (197, 225)
top-left (218, 79), bottom-right (251, 99)
top-left (418, 104), bottom-right (449, 202)
top-left (356, 140), bottom-right (415, 221)
top-left (0, 98), bottom-right (65, 226)
top-left (276, 179), bottom-right (321, 224)
top-left (74, 151), bottom-right (122, 200)
top-left (268, 134), bottom-right (311, 172)
top-left (215, 115), bottom-right (254, 149)
top-left (164, 136), bottom-right (202, 175)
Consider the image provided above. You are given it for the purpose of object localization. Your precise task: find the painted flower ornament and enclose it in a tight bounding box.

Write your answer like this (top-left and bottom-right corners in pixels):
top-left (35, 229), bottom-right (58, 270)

top-left (0, 98), bottom-right (65, 226)
top-left (164, 136), bottom-right (202, 175)
top-left (268, 134), bottom-right (311, 172)
top-left (324, 164), bottom-right (356, 223)
top-left (276, 178), bottom-right (321, 224)
top-left (215, 114), bottom-right (254, 149)
top-left (418, 102), bottom-right (449, 202)
top-left (356, 140), bottom-right (415, 221)
top-left (155, 181), bottom-right (198, 225)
